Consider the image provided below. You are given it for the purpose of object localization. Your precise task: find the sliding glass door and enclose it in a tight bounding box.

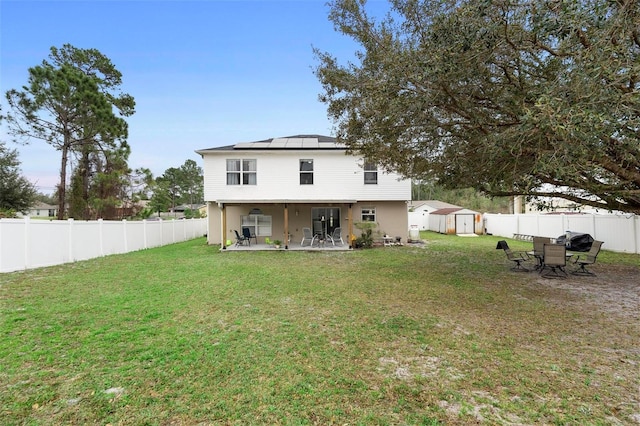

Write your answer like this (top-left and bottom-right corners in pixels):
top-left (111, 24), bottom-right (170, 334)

top-left (311, 207), bottom-right (341, 238)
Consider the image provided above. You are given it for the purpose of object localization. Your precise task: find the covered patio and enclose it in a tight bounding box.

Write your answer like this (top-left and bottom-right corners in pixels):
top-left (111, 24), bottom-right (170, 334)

top-left (222, 241), bottom-right (352, 252)
top-left (215, 201), bottom-right (355, 251)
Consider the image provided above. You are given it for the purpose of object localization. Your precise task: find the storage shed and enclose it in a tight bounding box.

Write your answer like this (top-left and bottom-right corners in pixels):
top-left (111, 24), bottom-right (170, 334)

top-left (429, 207), bottom-right (483, 235)
top-left (408, 200), bottom-right (461, 230)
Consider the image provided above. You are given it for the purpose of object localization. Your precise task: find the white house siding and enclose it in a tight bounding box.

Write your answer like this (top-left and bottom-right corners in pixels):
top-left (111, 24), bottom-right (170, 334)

top-left (202, 150), bottom-right (410, 203)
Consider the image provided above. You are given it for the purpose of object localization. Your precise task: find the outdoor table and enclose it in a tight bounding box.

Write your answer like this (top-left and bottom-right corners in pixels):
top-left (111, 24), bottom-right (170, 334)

top-left (528, 248), bottom-right (575, 270)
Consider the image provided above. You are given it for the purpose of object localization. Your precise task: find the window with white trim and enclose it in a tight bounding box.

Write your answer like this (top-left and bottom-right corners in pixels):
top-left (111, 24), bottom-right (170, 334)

top-left (364, 161), bottom-right (378, 184)
top-left (227, 159), bottom-right (257, 185)
top-left (299, 159), bottom-right (314, 185)
top-left (361, 207), bottom-right (376, 222)
top-left (241, 214), bottom-right (272, 236)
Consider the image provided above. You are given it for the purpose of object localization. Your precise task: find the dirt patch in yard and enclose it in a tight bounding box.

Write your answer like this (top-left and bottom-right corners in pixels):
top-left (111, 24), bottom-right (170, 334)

top-left (534, 263), bottom-right (640, 322)
top-left (532, 263), bottom-right (640, 425)
top-left (377, 260), bottom-right (640, 424)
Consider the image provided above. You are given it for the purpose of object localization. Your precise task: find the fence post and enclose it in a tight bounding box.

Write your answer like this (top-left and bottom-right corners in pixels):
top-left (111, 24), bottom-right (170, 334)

top-left (24, 216), bottom-right (31, 269)
top-left (143, 219), bottom-right (148, 249)
top-left (98, 218), bottom-right (104, 256)
top-left (634, 214), bottom-right (639, 254)
top-left (68, 218), bottom-right (74, 262)
top-left (123, 219), bottom-right (128, 253)
top-left (0, 219), bottom-right (3, 272)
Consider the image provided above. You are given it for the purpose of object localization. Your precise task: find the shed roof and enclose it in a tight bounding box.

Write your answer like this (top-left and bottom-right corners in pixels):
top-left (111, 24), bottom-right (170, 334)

top-left (431, 207), bottom-right (463, 215)
top-left (431, 207), bottom-right (479, 215)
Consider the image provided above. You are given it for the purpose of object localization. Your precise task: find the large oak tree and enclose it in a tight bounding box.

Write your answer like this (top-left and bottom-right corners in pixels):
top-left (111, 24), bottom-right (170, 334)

top-left (315, 0), bottom-right (640, 213)
top-left (5, 44), bottom-right (135, 219)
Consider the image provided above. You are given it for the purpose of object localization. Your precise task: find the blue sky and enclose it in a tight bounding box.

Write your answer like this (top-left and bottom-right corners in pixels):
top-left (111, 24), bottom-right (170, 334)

top-left (1, 0), bottom-right (386, 194)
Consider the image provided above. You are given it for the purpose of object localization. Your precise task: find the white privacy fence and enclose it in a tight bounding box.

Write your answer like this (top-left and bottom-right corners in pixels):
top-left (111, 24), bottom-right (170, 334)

top-left (483, 213), bottom-right (640, 254)
top-left (0, 217), bottom-right (208, 273)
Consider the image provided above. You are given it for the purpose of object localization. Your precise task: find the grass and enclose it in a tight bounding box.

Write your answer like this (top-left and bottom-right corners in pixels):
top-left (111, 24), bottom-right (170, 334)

top-left (1, 232), bottom-right (638, 425)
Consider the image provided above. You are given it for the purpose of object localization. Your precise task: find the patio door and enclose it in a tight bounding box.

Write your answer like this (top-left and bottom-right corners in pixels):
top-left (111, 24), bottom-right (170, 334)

top-left (311, 207), bottom-right (340, 238)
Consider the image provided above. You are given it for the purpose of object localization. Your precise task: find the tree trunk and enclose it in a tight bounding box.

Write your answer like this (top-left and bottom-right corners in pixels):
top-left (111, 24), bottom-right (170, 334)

top-left (57, 144), bottom-right (68, 220)
top-left (80, 149), bottom-right (90, 220)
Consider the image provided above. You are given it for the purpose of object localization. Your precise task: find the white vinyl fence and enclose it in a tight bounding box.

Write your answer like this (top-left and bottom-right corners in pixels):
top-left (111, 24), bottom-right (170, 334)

top-left (483, 213), bottom-right (640, 254)
top-left (0, 217), bottom-right (208, 273)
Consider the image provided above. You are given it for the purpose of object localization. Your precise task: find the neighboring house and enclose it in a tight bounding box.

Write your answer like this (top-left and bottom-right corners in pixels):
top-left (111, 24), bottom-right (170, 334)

top-left (196, 134), bottom-right (412, 248)
top-left (408, 200), bottom-right (461, 230)
top-left (19, 201), bottom-right (57, 218)
top-left (171, 204), bottom-right (207, 217)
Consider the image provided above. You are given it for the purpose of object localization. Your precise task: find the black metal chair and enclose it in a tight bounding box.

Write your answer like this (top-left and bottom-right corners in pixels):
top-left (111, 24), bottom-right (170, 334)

top-left (234, 230), bottom-right (248, 246)
top-left (241, 227), bottom-right (256, 245)
top-left (496, 240), bottom-right (531, 272)
top-left (572, 240), bottom-right (603, 276)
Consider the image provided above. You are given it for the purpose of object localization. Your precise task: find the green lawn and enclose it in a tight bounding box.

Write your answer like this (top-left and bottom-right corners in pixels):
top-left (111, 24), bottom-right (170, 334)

top-left (1, 233), bottom-right (638, 425)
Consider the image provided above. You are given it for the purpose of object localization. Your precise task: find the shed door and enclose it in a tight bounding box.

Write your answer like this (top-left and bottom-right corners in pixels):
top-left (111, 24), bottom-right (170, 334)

top-left (455, 214), bottom-right (475, 234)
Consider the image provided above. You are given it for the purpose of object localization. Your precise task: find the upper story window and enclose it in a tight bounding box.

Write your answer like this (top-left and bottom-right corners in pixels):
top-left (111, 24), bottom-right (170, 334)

top-left (361, 207), bottom-right (376, 222)
top-left (227, 159), bottom-right (257, 185)
top-left (364, 161), bottom-right (378, 184)
top-left (299, 159), bottom-right (314, 185)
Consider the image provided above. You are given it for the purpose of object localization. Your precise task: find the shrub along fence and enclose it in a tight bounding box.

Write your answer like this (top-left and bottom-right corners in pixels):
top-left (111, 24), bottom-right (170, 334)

top-left (483, 213), bottom-right (640, 254)
top-left (0, 217), bottom-right (207, 273)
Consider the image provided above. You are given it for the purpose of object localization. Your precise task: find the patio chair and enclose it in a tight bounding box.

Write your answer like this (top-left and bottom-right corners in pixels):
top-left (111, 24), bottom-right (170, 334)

top-left (327, 227), bottom-right (344, 246)
top-left (571, 240), bottom-right (603, 276)
top-left (242, 227), bottom-right (256, 245)
top-left (234, 230), bottom-right (248, 246)
top-left (540, 244), bottom-right (568, 278)
top-left (532, 236), bottom-right (552, 269)
top-left (301, 227), bottom-right (314, 246)
top-left (313, 220), bottom-right (326, 243)
top-left (496, 240), bottom-right (531, 272)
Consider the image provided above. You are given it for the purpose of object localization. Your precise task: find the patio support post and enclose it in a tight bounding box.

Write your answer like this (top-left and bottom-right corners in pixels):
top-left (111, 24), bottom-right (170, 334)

top-left (348, 203), bottom-right (354, 249)
top-left (284, 203), bottom-right (289, 249)
top-left (221, 203), bottom-right (227, 250)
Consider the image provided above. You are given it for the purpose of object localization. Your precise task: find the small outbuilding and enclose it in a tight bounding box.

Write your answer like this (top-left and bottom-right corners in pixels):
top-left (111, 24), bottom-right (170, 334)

top-left (408, 200), bottom-right (462, 230)
top-left (429, 207), bottom-right (483, 235)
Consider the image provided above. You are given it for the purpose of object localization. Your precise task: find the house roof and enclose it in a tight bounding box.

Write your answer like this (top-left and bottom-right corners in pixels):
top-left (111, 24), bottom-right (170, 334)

top-left (31, 201), bottom-right (56, 210)
top-left (197, 134), bottom-right (343, 153)
top-left (172, 204), bottom-right (206, 212)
